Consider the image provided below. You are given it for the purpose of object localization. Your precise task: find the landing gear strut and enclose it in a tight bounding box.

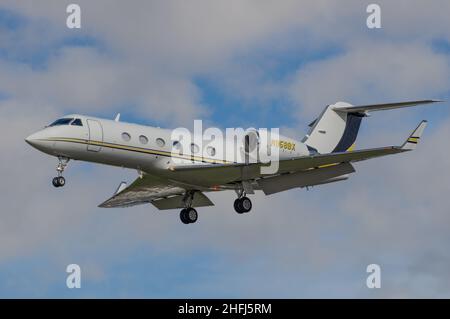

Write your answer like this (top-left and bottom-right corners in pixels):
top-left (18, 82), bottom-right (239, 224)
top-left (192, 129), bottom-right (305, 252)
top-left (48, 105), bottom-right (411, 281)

top-left (179, 191), bottom-right (198, 224)
top-left (234, 188), bottom-right (252, 214)
top-left (52, 157), bottom-right (69, 188)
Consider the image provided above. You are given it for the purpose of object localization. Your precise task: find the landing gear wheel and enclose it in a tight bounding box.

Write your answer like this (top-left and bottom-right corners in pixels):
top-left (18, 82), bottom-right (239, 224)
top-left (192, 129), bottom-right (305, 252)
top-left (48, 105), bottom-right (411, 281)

top-left (57, 176), bottom-right (65, 187)
top-left (180, 209), bottom-right (190, 224)
top-left (180, 208), bottom-right (198, 224)
top-left (52, 176), bottom-right (66, 187)
top-left (234, 198), bottom-right (244, 214)
top-left (52, 157), bottom-right (69, 188)
top-left (240, 197), bottom-right (252, 213)
top-left (186, 208), bottom-right (198, 223)
top-left (52, 177), bottom-right (60, 188)
top-left (234, 197), bottom-right (252, 214)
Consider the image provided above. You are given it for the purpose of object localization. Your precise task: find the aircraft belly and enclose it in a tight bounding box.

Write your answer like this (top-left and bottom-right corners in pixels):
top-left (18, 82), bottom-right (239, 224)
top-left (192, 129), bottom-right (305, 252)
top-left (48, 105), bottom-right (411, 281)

top-left (163, 164), bottom-right (262, 188)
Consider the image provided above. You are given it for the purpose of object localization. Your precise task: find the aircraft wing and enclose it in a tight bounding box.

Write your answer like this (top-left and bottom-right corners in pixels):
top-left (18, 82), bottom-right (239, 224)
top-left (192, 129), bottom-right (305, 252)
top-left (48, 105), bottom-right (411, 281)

top-left (98, 173), bottom-right (214, 209)
top-left (100, 121), bottom-right (426, 206)
top-left (171, 120), bottom-right (427, 177)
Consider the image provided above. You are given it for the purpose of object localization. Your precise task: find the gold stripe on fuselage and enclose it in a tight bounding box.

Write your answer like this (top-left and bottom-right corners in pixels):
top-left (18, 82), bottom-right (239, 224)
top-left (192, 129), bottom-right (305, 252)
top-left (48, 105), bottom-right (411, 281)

top-left (43, 137), bottom-right (234, 164)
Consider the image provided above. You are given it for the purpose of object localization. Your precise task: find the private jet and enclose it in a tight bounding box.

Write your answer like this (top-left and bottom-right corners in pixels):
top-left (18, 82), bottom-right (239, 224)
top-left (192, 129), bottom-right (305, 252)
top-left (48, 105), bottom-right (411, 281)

top-left (25, 100), bottom-right (440, 224)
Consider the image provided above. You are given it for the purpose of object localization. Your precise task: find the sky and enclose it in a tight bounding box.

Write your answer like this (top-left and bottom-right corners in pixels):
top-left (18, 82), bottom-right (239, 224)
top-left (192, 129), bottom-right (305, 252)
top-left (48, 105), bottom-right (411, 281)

top-left (1, 0), bottom-right (450, 298)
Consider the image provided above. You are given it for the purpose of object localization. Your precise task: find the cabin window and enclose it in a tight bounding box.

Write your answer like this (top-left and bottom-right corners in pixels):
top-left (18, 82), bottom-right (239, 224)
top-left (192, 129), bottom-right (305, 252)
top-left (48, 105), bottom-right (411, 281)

top-left (49, 118), bottom-right (73, 126)
top-left (172, 141), bottom-right (181, 151)
top-left (71, 119), bottom-right (83, 126)
top-left (121, 132), bottom-right (131, 142)
top-left (190, 143), bottom-right (199, 154)
top-left (139, 135), bottom-right (148, 144)
top-left (206, 146), bottom-right (216, 156)
top-left (156, 138), bottom-right (165, 147)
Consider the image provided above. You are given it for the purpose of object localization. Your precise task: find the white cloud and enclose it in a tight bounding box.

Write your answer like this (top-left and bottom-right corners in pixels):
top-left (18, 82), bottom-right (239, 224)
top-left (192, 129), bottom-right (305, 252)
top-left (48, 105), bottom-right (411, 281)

top-left (289, 42), bottom-right (450, 118)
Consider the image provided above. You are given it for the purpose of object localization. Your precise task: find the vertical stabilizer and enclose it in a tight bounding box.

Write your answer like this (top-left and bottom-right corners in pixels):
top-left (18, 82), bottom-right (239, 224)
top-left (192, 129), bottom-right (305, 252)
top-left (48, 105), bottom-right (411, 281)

top-left (304, 102), bottom-right (364, 154)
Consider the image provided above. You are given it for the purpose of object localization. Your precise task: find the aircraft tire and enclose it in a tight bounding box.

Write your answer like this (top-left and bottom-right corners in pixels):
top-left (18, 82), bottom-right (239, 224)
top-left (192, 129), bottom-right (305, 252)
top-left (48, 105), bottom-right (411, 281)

top-left (186, 208), bottom-right (198, 223)
top-left (180, 209), bottom-right (190, 224)
top-left (234, 197), bottom-right (252, 214)
top-left (234, 198), bottom-right (244, 214)
top-left (52, 177), bottom-right (60, 187)
top-left (240, 197), bottom-right (252, 213)
top-left (57, 176), bottom-right (66, 187)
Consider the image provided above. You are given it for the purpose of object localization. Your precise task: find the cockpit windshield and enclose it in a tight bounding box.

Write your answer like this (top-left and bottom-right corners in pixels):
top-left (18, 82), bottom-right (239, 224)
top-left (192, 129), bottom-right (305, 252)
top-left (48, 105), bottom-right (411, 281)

top-left (48, 118), bottom-right (83, 127)
top-left (71, 119), bottom-right (83, 126)
top-left (49, 118), bottom-right (73, 126)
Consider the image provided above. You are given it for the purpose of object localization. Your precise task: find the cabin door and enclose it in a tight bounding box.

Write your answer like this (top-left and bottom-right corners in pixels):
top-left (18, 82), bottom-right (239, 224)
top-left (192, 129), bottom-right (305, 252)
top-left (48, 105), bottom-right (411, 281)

top-left (87, 119), bottom-right (103, 152)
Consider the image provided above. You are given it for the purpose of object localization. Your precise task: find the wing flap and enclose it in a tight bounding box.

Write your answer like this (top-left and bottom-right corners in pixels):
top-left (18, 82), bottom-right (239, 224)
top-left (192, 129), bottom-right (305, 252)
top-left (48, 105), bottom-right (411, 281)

top-left (258, 162), bottom-right (355, 195)
top-left (280, 146), bottom-right (403, 170)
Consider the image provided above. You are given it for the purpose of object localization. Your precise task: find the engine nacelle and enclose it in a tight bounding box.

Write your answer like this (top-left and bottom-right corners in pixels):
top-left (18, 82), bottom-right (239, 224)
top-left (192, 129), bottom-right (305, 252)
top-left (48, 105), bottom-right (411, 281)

top-left (243, 129), bottom-right (260, 155)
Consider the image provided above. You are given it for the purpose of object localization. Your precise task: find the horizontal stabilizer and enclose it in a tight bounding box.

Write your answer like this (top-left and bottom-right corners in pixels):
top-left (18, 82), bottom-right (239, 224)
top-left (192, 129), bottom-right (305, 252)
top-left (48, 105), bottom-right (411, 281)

top-left (333, 100), bottom-right (442, 113)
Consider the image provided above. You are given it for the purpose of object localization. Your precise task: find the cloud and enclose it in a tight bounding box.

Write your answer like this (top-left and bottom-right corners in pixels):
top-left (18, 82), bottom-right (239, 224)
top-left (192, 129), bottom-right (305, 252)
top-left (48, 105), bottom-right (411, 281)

top-left (0, 44), bottom-right (208, 126)
top-left (289, 42), bottom-right (450, 118)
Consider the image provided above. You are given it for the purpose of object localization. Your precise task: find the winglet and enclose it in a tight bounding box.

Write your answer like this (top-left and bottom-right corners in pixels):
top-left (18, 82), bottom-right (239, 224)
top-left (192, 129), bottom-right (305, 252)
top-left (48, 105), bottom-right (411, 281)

top-left (114, 181), bottom-right (127, 195)
top-left (401, 120), bottom-right (428, 151)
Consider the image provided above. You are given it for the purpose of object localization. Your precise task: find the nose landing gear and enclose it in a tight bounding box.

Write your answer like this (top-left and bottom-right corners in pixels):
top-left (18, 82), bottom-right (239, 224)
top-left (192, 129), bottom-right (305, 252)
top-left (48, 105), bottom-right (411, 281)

top-left (52, 176), bottom-right (66, 187)
top-left (52, 157), bottom-right (69, 188)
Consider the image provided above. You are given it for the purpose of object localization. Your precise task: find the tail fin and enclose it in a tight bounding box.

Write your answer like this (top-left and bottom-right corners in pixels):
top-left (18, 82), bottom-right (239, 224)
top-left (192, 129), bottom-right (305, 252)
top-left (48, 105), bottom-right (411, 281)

top-left (304, 100), bottom-right (441, 154)
top-left (304, 102), bottom-right (364, 154)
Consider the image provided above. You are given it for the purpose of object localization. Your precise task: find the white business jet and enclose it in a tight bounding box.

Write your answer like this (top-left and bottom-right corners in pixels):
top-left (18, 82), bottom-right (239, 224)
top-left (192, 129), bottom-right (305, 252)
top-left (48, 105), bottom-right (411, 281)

top-left (25, 100), bottom-right (439, 224)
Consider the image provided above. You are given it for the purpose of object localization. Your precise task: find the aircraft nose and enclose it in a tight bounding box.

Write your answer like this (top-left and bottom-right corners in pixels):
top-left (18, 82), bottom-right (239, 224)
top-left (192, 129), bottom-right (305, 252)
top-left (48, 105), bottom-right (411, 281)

top-left (25, 132), bottom-right (38, 146)
top-left (25, 130), bottom-right (54, 154)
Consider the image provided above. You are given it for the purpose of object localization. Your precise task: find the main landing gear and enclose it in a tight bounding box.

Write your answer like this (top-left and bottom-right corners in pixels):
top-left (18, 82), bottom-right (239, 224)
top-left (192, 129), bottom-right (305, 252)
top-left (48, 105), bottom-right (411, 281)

top-left (180, 207), bottom-right (198, 224)
top-left (234, 189), bottom-right (252, 214)
top-left (52, 157), bottom-right (69, 188)
top-left (180, 191), bottom-right (198, 224)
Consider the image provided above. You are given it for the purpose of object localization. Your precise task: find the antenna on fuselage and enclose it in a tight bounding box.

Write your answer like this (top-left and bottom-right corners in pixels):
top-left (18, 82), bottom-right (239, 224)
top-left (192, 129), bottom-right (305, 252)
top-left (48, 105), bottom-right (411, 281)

top-left (114, 113), bottom-right (121, 122)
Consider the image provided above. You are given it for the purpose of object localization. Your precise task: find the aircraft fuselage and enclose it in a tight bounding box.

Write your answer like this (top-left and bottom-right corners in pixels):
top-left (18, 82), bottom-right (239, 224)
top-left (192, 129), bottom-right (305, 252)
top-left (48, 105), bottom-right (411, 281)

top-left (25, 114), bottom-right (307, 188)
